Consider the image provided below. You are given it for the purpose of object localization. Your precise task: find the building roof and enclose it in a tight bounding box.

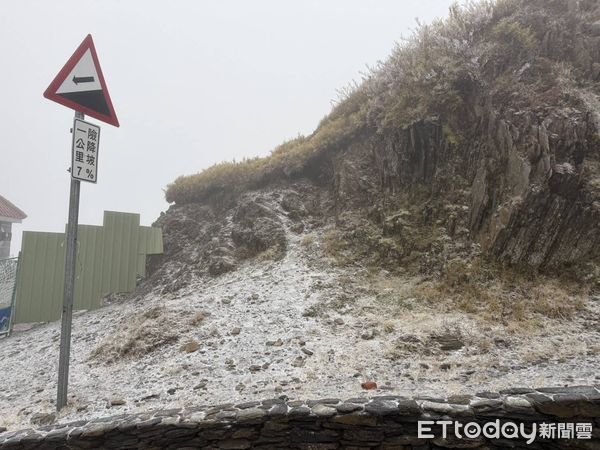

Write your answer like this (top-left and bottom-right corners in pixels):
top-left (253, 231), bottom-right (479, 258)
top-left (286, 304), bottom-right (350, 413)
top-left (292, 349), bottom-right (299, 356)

top-left (0, 195), bottom-right (27, 222)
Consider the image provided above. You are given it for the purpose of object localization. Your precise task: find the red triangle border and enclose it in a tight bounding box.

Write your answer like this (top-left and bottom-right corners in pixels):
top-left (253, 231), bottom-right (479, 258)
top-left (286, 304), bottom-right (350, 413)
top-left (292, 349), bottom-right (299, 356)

top-left (43, 34), bottom-right (119, 127)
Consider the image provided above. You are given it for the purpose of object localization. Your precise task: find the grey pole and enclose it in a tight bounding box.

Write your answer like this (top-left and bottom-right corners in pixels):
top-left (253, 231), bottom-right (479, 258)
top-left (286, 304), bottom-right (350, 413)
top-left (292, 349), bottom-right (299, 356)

top-left (57, 110), bottom-right (83, 410)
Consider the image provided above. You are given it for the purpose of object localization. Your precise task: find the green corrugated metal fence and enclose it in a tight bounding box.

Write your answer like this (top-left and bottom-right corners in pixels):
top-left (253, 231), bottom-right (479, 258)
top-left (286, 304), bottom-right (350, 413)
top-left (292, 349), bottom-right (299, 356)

top-left (14, 211), bottom-right (162, 323)
top-left (16, 232), bottom-right (66, 323)
top-left (137, 226), bottom-right (163, 277)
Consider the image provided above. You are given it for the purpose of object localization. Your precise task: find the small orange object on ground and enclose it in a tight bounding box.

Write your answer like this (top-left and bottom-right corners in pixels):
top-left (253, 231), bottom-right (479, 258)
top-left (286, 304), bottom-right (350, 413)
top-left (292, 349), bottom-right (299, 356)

top-left (361, 381), bottom-right (377, 390)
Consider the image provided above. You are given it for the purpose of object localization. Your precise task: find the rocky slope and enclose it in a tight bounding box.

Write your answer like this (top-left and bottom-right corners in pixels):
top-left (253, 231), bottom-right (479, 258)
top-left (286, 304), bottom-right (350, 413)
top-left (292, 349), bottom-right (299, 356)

top-left (143, 0), bottom-right (600, 347)
top-left (1, 192), bottom-right (598, 430)
top-left (161, 0), bottom-right (600, 284)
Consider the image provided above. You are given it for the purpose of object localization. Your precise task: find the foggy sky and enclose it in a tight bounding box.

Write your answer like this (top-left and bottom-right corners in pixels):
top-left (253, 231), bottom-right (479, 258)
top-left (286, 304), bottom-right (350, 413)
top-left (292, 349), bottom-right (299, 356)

top-left (0, 0), bottom-right (454, 256)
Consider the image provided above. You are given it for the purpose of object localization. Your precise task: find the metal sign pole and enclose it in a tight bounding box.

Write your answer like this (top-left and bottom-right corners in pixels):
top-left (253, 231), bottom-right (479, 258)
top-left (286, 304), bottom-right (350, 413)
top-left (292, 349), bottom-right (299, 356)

top-left (57, 111), bottom-right (83, 410)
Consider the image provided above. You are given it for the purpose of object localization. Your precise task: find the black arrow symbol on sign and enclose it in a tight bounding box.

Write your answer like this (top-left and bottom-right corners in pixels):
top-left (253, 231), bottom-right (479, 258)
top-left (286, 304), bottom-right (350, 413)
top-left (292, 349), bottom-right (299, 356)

top-left (72, 76), bottom-right (95, 85)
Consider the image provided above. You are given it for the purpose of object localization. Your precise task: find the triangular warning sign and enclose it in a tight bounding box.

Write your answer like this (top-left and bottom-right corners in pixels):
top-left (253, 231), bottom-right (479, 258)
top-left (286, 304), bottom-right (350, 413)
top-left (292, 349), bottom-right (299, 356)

top-left (44, 34), bottom-right (119, 127)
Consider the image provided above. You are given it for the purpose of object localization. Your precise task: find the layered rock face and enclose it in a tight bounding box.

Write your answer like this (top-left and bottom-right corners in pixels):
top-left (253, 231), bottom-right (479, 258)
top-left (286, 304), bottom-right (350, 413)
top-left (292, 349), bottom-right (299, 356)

top-left (336, 105), bottom-right (600, 273)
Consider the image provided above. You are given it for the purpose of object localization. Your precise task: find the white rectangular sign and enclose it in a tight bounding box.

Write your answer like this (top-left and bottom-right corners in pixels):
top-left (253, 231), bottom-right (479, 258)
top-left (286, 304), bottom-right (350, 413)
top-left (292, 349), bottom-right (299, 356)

top-left (71, 118), bottom-right (100, 183)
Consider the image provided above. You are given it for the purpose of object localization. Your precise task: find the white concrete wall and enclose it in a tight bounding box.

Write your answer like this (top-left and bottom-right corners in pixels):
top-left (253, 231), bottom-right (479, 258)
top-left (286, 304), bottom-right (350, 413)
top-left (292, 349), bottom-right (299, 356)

top-left (0, 222), bottom-right (12, 259)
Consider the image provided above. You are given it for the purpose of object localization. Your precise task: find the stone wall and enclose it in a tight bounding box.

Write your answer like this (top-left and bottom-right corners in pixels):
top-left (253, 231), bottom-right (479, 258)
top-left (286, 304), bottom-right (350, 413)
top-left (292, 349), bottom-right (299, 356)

top-left (1, 386), bottom-right (599, 449)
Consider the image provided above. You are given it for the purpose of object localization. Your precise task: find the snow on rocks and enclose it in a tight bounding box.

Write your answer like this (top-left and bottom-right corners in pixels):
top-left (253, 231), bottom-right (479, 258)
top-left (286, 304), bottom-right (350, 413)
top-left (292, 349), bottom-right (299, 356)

top-left (0, 193), bottom-right (599, 431)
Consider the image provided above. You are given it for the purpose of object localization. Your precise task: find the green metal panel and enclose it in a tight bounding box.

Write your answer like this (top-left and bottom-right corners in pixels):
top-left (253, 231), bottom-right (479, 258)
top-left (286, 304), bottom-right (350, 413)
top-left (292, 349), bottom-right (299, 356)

top-left (139, 226), bottom-right (163, 254)
top-left (137, 254), bottom-right (144, 278)
top-left (15, 232), bottom-right (65, 323)
top-left (137, 226), bottom-right (163, 277)
top-left (14, 211), bottom-right (163, 324)
top-left (74, 225), bottom-right (105, 311)
top-left (100, 211), bottom-right (140, 295)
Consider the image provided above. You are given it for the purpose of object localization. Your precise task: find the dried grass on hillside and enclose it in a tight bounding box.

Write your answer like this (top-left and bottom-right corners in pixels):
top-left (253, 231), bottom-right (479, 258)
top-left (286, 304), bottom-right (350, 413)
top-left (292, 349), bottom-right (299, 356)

top-left (89, 307), bottom-right (180, 364)
top-left (411, 259), bottom-right (588, 325)
top-left (165, 0), bottom-right (599, 206)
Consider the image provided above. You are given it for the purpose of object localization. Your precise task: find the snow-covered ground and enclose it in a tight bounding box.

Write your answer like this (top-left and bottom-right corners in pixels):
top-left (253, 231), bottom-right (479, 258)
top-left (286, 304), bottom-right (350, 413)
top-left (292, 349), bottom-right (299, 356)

top-left (1, 208), bottom-right (599, 431)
